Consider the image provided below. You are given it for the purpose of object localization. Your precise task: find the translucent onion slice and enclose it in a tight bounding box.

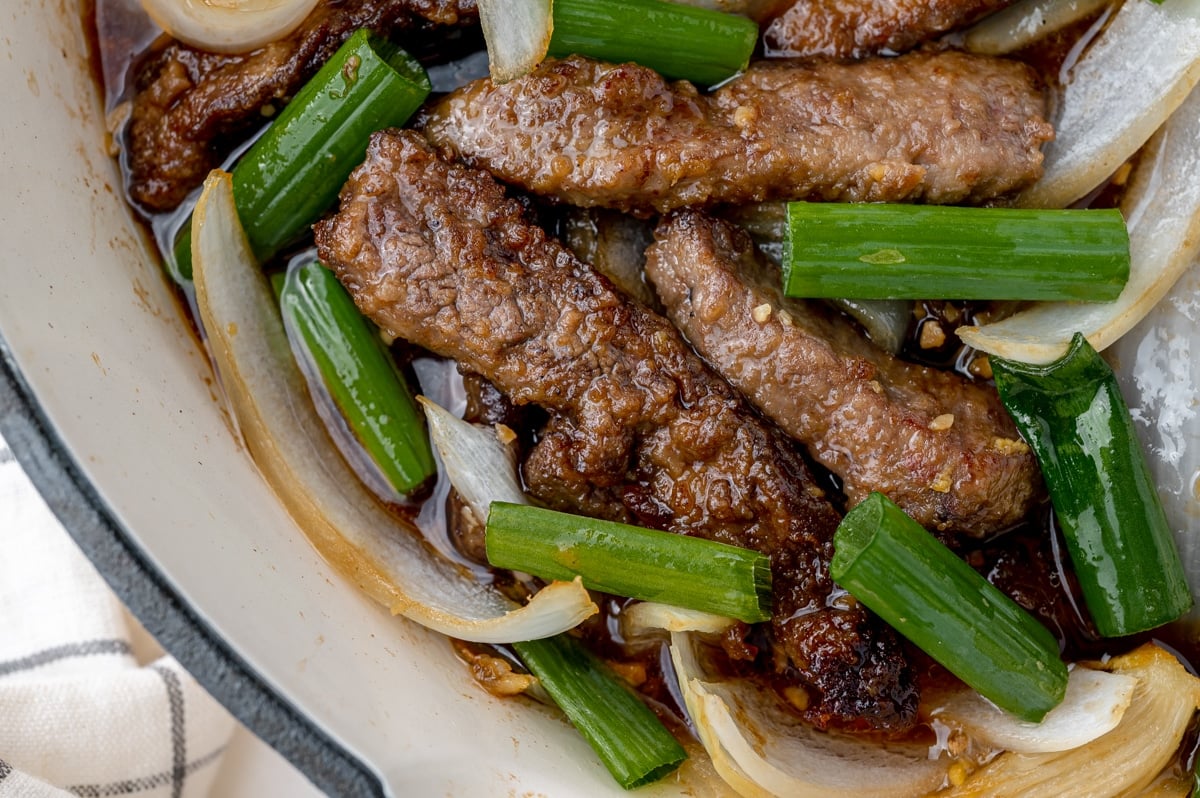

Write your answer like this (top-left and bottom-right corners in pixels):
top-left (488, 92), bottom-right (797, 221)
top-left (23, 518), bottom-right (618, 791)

top-left (1108, 255), bottom-right (1200, 623)
top-left (961, 0), bottom-right (1112, 56)
top-left (191, 170), bottom-right (596, 643)
top-left (1018, 0), bottom-right (1200, 210)
top-left (621, 602), bottom-right (735, 639)
top-left (418, 396), bottom-right (527, 519)
top-left (667, 631), bottom-right (949, 798)
top-left (931, 666), bottom-right (1137, 754)
top-left (477, 0), bottom-right (552, 83)
top-left (941, 644), bottom-right (1200, 797)
top-left (959, 83), bottom-right (1200, 364)
top-left (139, 0), bottom-right (320, 54)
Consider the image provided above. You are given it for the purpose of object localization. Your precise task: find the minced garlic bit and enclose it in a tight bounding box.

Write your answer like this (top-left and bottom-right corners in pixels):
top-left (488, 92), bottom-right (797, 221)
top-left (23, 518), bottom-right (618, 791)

top-left (968, 354), bottom-right (993, 379)
top-left (930, 464), bottom-right (955, 493)
top-left (494, 423), bottom-right (517, 445)
top-left (777, 308), bottom-right (796, 327)
top-left (732, 105), bottom-right (759, 129)
top-left (929, 413), bottom-right (955, 431)
top-left (783, 685), bottom-right (810, 712)
top-left (947, 760), bottom-right (970, 787)
top-left (752, 303), bottom-right (773, 324)
top-left (991, 437), bottom-right (1031, 456)
top-left (868, 380), bottom-right (884, 395)
top-left (919, 319), bottom-right (947, 349)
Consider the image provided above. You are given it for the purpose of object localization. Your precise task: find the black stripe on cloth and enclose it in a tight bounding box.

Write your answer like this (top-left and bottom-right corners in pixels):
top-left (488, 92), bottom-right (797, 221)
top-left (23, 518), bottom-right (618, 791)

top-left (0, 639), bottom-right (131, 678)
top-left (0, 758), bottom-right (13, 783)
top-left (65, 746), bottom-right (224, 798)
top-left (152, 664), bottom-right (187, 798)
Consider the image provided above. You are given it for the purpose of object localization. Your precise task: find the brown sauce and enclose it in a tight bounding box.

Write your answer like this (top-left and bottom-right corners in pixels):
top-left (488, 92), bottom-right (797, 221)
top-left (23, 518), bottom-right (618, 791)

top-left (88, 0), bottom-right (1198, 766)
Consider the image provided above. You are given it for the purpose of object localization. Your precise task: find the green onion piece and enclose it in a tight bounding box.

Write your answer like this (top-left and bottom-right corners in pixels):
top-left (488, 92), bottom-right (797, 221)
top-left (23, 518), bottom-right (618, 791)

top-left (547, 0), bottom-right (757, 86)
top-left (831, 492), bottom-right (1068, 723)
top-left (781, 202), bottom-right (1130, 300)
top-left (485, 502), bottom-right (772, 623)
top-left (512, 635), bottom-right (686, 789)
top-left (172, 29), bottom-right (430, 281)
top-left (991, 333), bottom-right (1192, 637)
top-left (280, 259), bottom-right (435, 496)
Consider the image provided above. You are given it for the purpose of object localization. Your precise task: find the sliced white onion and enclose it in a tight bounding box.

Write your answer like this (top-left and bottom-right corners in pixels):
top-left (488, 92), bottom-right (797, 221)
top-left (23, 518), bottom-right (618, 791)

top-left (962, 0), bottom-right (1112, 56)
top-left (931, 666), bottom-right (1136, 754)
top-left (477, 0), bottom-right (552, 83)
top-left (1018, 0), bottom-right (1200, 210)
top-left (418, 396), bottom-right (527, 521)
top-left (1109, 257), bottom-right (1200, 623)
top-left (959, 82), bottom-right (1200, 363)
top-left (191, 169), bottom-right (596, 643)
top-left (139, 0), bottom-right (320, 54)
top-left (942, 644), bottom-right (1200, 797)
top-left (667, 631), bottom-right (949, 798)
top-left (621, 602), bottom-right (735, 639)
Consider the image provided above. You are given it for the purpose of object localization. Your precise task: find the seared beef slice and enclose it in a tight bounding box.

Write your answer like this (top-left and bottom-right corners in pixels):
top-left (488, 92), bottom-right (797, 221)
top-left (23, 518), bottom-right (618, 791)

top-left (646, 212), bottom-right (1042, 536)
top-left (125, 0), bottom-right (476, 212)
top-left (422, 50), bottom-right (1052, 215)
top-left (764, 0), bottom-right (1016, 58)
top-left (315, 130), bottom-right (916, 732)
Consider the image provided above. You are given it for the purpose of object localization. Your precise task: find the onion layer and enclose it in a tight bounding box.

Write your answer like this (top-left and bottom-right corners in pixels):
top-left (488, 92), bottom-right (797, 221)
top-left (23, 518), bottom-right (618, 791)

top-left (668, 631), bottom-right (949, 798)
top-left (959, 82), bottom-right (1200, 363)
top-left (139, 0), bottom-right (320, 54)
top-left (191, 170), bottom-right (596, 644)
top-left (1018, 0), bottom-right (1200, 210)
top-left (941, 644), bottom-right (1200, 798)
top-left (962, 0), bottom-right (1111, 56)
top-left (477, 0), bottom-right (552, 83)
top-left (930, 666), bottom-right (1136, 754)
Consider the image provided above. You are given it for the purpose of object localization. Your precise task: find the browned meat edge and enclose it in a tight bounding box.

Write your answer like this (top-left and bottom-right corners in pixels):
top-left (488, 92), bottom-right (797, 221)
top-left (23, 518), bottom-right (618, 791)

top-left (421, 50), bottom-right (1053, 215)
top-left (645, 211), bottom-right (1044, 536)
top-left (124, 0), bottom-right (477, 212)
top-left (314, 129), bottom-right (918, 732)
top-left (764, 0), bottom-right (1017, 59)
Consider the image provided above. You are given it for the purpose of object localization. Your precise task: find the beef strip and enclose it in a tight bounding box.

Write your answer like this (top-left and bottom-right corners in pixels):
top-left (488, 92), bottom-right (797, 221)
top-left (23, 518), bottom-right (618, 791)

top-left (315, 129), bottom-right (917, 732)
top-left (420, 50), bottom-right (1052, 216)
top-left (645, 211), bottom-right (1043, 536)
top-left (124, 0), bottom-right (477, 212)
top-left (763, 0), bottom-right (1017, 59)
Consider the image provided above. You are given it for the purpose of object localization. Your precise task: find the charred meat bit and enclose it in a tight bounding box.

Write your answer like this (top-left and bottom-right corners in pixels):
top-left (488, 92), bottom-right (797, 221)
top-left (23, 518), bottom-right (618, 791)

top-left (315, 129), bottom-right (917, 732)
top-left (124, 0), bottom-right (477, 212)
top-left (645, 211), bottom-right (1043, 536)
top-left (764, 0), bottom-right (1017, 59)
top-left (421, 50), bottom-right (1053, 215)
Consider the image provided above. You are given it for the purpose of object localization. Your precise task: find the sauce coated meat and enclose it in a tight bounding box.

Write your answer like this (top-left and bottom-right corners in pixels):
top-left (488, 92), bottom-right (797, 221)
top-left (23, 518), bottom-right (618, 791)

top-left (314, 129), bottom-right (917, 732)
top-left (421, 50), bottom-right (1053, 215)
top-left (125, 0), bottom-right (477, 212)
top-left (645, 211), bottom-right (1044, 536)
top-left (763, 0), bottom-right (1018, 58)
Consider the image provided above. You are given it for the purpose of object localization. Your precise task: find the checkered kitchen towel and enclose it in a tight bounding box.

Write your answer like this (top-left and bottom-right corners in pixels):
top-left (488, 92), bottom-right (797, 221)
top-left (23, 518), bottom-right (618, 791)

top-left (0, 440), bottom-right (235, 797)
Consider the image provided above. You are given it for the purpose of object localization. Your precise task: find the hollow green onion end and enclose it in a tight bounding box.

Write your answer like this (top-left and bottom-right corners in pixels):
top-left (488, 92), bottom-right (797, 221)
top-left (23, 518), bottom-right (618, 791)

top-left (833, 493), bottom-right (1067, 723)
top-left (991, 333), bottom-right (1192, 637)
top-left (513, 635), bottom-right (687, 789)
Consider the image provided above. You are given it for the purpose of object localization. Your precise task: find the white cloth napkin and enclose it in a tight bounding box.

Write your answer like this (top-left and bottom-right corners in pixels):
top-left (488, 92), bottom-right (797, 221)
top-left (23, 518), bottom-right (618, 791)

top-left (0, 440), bottom-right (237, 797)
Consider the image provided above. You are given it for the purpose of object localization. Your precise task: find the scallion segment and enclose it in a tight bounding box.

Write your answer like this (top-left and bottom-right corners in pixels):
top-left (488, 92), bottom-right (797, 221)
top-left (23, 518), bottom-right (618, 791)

top-left (172, 29), bottom-right (430, 281)
top-left (280, 259), bottom-right (435, 496)
top-left (831, 492), bottom-right (1068, 723)
top-left (485, 502), bottom-right (772, 623)
top-left (513, 635), bottom-right (686, 789)
top-left (781, 202), bottom-right (1130, 300)
top-left (991, 333), bottom-right (1192, 637)
top-left (547, 0), bottom-right (757, 86)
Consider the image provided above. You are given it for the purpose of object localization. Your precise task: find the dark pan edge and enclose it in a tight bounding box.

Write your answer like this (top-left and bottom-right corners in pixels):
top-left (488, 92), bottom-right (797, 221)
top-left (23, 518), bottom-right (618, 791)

top-left (0, 335), bottom-right (385, 798)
